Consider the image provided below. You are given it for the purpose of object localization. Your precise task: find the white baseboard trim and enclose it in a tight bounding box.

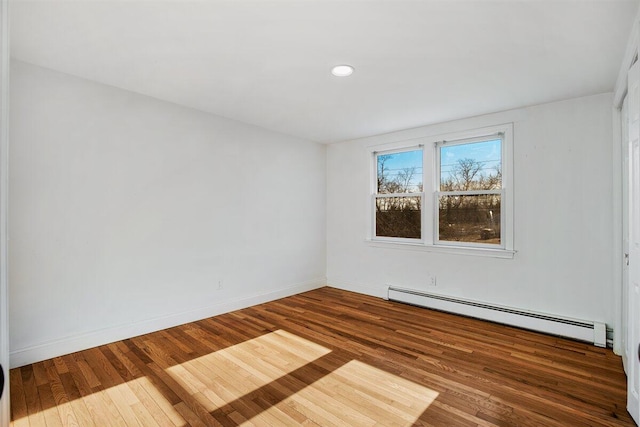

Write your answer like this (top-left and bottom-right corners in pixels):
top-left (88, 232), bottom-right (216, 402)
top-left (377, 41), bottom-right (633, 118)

top-left (10, 278), bottom-right (326, 368)
top-left (327, 278), bottom-right (388, 299)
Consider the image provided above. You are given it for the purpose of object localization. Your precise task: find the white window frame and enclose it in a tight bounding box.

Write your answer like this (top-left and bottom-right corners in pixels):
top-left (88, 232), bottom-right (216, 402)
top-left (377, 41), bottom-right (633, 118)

top-left (435, 134), bottom-right (505, 249)
top-left (367, 124), bottom-right (514, 258)
top-left (372, 144), bottom-right (425, 243)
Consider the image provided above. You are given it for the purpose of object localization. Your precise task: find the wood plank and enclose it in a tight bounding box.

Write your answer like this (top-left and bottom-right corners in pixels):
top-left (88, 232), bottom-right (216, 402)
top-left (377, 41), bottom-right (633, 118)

top-left (9, 368), bottom-right (29, 427)
top-left (21, 365), bottom-right (47, 427)
top-left (43, 358), bottom-right (81, 427)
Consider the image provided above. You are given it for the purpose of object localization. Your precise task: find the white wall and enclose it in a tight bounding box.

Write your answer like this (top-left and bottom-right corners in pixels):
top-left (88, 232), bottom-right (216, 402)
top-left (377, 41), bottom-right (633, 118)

top-left (327, 93), bottom-right (616, 327)
top-left (9, 61), bottom-right (326, 367)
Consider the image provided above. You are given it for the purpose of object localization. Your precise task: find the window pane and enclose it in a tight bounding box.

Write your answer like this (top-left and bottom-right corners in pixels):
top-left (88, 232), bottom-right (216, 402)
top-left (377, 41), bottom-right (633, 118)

top-left (440, 139), bottom-right (501, 191)
top-left (439, 194), bottom-right (500, 244)
top-left (377, 149), bottom-right (423, 194)
top-left (376, 196), bottom-right (421, 239)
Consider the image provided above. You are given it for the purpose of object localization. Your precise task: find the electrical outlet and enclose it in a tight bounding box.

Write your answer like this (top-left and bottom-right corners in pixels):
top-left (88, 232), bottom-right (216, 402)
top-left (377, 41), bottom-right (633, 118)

top-left (427, 275), bottom-right (437, 287)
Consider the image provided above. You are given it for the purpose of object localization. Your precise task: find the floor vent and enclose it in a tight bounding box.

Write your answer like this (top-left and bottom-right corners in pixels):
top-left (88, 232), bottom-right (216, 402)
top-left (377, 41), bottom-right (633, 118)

top-left (387, 286), bottom-right (606, 347)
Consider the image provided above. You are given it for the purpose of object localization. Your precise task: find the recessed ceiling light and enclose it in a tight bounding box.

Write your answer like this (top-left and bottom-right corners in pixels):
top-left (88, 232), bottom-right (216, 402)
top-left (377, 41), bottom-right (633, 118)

top-left (331, 65), bottom-right (354, 77)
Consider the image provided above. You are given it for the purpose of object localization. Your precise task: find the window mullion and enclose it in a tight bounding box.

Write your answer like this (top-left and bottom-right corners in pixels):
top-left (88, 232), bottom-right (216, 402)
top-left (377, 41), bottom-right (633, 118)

top-left (423, 142), bottom-right (435, 245)
top-left (375, 192), bottom-right (423, 198)
top-left (435, 189), bottom-right (502, 196)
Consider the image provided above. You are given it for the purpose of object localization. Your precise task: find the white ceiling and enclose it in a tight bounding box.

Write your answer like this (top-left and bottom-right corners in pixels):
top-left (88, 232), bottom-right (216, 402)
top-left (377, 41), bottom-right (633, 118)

top-left (10, 1), bottom-right (639, 143)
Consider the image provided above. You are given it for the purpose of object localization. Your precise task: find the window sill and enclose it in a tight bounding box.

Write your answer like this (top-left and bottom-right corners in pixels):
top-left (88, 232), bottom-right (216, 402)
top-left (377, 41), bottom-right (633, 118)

top-left (365, 239), bottom-right (516, 259)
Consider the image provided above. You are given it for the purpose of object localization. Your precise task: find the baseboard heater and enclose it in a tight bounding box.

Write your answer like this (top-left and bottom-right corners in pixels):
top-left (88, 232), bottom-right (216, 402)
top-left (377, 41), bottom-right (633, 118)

top-left (387, 286), bottom-right (606, 347)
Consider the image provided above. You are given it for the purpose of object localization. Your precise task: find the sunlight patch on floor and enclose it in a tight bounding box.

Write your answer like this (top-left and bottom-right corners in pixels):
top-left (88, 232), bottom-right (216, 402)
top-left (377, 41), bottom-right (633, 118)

top-left (12, 376), bottom-right (186, 427)
top-left (165, 329), bottom-right (331, 412)
top-left (242, 359), bottom-right (439, 426)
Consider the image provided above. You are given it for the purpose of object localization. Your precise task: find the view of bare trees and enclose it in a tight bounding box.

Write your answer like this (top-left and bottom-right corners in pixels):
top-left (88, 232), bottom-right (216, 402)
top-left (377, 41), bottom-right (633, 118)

top-left (375, 154), bottom-right (422, 238)
top-left (439, 158), bottom-right (502, 244)
top-left (375, 151), bottom-right (502, 244)
top-left (440, 159), bottom-right (501, 191)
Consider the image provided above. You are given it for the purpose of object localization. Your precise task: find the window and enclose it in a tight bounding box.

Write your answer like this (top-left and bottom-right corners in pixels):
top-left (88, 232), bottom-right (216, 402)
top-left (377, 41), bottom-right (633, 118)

top-left (370, 124), bottom-right (513, 255)
top-left (375, 148), bottom-right (423, 239)
top-left (437, 137), bottom-right (502, 246)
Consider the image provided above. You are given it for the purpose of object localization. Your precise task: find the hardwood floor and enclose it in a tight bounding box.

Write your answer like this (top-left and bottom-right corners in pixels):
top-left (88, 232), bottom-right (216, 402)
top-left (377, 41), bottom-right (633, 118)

top-left (10, 287), bottom-right (635, 426)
